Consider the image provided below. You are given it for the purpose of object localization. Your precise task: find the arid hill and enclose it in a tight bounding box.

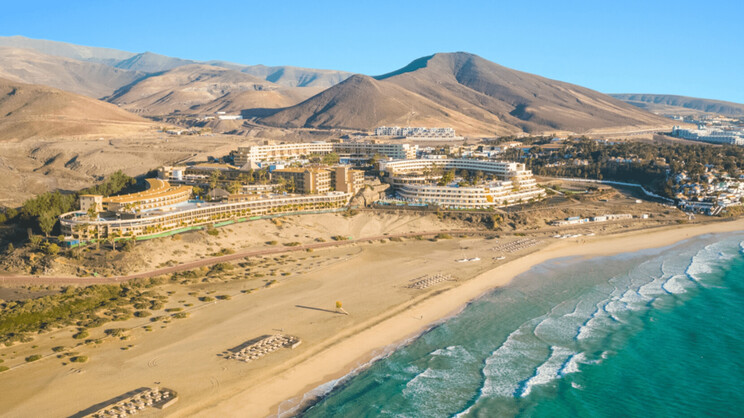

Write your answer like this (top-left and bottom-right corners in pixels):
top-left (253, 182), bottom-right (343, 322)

top-left (257, 74), bottom-right (513, 134)
top-left (0, 47), bottom-right (145, 98)
top-left (611, 94), bottom-right (744, 116)
top-left (258, 53), bottom-right (672, 135)
top-left (376, 53), bottom-right (671, 134)
top-left (105, 64), bottom-right (321, 116)
top-left (0, 77), bottom-right (154, 141)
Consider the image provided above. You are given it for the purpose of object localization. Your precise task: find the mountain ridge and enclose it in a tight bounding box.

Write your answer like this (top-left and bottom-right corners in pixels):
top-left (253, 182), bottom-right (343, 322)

top-left (611, 94), bottom-right (744, 116)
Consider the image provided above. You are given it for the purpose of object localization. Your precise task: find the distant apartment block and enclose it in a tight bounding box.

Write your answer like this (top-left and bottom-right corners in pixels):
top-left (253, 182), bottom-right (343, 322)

top-left (672, 125), bottom-right (744, 146)
top-left (374, 126), bottom-right (462, 140)
top-left (234, 141), bottom-right (418, 165)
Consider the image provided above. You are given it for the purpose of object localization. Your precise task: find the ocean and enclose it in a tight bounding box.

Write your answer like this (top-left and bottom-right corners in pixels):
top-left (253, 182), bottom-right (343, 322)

top-left (286, 232), bottom-right (744, 418)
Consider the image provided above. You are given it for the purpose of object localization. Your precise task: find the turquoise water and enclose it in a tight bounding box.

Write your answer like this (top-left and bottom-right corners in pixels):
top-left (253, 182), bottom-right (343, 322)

top-left (286, 233), bottom-right (744, 418)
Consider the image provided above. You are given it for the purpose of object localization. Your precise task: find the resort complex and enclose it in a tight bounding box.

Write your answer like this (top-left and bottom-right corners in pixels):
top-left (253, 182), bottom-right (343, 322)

top-left (380, 158), bottom-right (546, 208)
top-left (60, 178), bottom-right (353, 242)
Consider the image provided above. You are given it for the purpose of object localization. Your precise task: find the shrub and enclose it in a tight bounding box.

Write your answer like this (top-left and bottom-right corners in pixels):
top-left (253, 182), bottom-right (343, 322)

top-left (435, 233), bottom-right (452, 240)
top-left (25, 354), bottom-right (42, 362)
top-left (51, 346), bottom-right (66, 352)
top-left (70, 356), bottom-right (88, 363)
top-left (133, 311), bottom-right (151, 318)
top-left (283, 242), bottom-right (301, 247)
top-left (171, 312), bottom-right (189, 319)
top-left (215, 295), bottom-right (231, 300)
top-left (199, 296), bottom-right (214, 302)
top-left (72, 330), bottom-right (89, 340)
top-left (0, 366), bottom-right (8, 373)
top-left (44, 243), bottom-right (60, 255)
top-left (206, 228), bottom-right (219, 236)
top-left (104, 328), bottom-right (127, 337)
top-left (164, 308), bottom-right (182, 312)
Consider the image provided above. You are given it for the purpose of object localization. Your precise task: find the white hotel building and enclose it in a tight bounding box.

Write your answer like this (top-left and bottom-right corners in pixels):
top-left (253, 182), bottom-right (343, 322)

top-left (234, 141), bottom-right (417, 165)
top-left (379, 158), bottom-right (545, 208)
top-left (672, 126), bottom-right (744, 146)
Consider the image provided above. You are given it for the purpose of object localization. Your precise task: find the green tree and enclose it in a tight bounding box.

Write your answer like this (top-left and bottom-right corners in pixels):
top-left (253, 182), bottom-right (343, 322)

top-left (322, 152), bottom-right (340, 165)
top-left (38, 212), bottom-right (57, 237)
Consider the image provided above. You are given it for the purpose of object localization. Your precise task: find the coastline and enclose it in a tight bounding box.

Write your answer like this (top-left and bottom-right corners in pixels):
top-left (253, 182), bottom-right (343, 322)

top-left (179, 218), bottom-right (744, 417)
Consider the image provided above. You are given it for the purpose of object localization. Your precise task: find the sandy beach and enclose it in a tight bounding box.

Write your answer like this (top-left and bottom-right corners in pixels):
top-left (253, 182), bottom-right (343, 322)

top-left (1, 218), bottom-right (742, 418)
top-left (183, 218), bottom-right (744, 417)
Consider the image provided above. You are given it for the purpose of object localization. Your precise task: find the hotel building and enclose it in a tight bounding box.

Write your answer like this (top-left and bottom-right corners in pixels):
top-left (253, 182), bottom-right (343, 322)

top-left (61, 189), bottom-right (352, 241)
top-left (234, 141), bottom-right (418, 165)
top-left (272, 166), bottom-right (364, 194)
top-left (379, 158), bottom-right (545, 208)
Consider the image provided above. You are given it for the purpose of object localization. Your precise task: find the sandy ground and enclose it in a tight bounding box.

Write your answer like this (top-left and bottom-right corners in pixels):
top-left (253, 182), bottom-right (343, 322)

top-left (190, 218), bottom-right (744, 417)
top-left (0, 219), bottom-right (741, 418)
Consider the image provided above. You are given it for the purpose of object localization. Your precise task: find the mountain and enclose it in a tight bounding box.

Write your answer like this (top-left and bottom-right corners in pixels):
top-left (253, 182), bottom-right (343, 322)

top-left (258, 53), bottom-right (673, 135)
top-left (0, 35), bottom-right (136, 66)
top-left (611, 94), bottom-right (744, 116)
top-left (105, 64), bottom-right (320, 116)
top-left (377, 53), bottom-right (671, 134)
top-left (113, 51), bottom-right (199, 73)
top-left (0, 36), bottom-right (351, 89)
top-left (210, 63), bottom-right (352, 88)
top-left (0, 47), bottom-right (145, 98)
top-left (257, 74), bottom-right (512, 134)
top-left (0, 77), bottom-right (154, 141)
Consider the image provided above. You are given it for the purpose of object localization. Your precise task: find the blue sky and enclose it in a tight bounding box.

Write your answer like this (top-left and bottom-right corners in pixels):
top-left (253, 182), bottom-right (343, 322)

top-left (3, 0), bottom-right (743, 103)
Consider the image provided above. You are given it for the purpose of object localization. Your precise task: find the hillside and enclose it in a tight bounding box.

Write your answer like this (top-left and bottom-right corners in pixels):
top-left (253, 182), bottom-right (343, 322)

top-left (0, 77), bottom-right (155, 141)
top-left (611, 94), bottom-right (744, 116)
top-left (257, 74), bottom-right (511, 134)
top-left (258, 53), bottom-right (673, 135)
top-left (377, 53), bottom-right (671, 134)
top-left (0, 47), bottom-right (145, 98)
top-left (113, 51), bottom-right (199, 73)
top-left (224, 63), bottom-right (352, 88)
top-left (105, 64), bottom-right (319, 116)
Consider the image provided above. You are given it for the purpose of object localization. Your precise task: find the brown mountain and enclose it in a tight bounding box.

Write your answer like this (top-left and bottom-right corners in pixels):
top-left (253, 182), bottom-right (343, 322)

top-left (611, 94), bottom-right (744, 116)
top-left (0, 47), bottom-right (145, 98)
top-left (106, 64), bottom-right (321, 116)
top-left (260, 53), bottom-right (673, 135)
top-left (0, 77), bottom-right (154, 141)
top-left (257, 74), bottom-right (511, 134)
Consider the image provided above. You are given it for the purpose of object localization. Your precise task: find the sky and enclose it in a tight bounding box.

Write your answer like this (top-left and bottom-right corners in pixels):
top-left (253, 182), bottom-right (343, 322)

top-left (2, 0), bottom-right (743, 103)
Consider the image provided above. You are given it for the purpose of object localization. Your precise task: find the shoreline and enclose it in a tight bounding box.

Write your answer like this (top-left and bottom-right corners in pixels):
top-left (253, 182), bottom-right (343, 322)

top-left (179, 219), bottom-right (744, 417)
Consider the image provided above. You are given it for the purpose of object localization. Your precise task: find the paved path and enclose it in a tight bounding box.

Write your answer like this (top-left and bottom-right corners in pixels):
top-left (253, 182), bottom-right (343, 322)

top-left (0, 229), bottom-right (497, 285)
